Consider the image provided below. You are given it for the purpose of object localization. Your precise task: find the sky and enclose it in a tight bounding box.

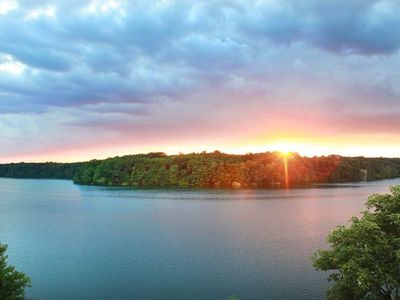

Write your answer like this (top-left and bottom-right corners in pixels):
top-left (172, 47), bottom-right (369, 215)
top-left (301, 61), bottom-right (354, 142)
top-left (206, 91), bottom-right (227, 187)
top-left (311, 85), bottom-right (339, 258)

top-left (1, 0), bottom-right (400, 162)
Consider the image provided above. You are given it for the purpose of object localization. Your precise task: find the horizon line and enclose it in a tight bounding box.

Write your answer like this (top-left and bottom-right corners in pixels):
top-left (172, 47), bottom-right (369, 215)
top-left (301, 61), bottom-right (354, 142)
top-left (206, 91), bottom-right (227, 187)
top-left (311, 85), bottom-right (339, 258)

top-left (2, 150), bottom-right (400, 165)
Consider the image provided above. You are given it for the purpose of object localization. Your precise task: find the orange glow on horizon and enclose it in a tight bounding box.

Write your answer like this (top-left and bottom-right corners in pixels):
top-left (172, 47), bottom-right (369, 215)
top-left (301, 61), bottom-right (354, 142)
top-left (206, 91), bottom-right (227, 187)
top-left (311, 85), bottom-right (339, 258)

top-left (2, 133), bottom-right (400, 163)
top-left (230, 133), bottom-right (400, 159)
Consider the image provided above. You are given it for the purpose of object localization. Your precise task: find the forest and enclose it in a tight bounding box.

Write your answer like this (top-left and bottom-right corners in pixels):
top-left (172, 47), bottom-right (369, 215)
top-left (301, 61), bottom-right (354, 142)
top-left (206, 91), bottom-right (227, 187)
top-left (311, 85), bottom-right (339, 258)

top-left (71, 152), bottom-right (400, 188)
top-left (0, 162), bottom-right (83, 180)
top-left (1, 152), bottom-right (400, 188)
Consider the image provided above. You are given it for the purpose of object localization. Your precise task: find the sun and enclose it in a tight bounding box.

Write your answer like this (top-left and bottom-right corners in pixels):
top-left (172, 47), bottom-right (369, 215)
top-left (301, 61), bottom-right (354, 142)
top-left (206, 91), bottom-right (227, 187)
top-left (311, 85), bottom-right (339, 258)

top-left (273, 143), bottom-right (297, 155)
top-left (279, 149), bottom-right (291, 156)
top-left (270, 142), bottom-right (313, 156)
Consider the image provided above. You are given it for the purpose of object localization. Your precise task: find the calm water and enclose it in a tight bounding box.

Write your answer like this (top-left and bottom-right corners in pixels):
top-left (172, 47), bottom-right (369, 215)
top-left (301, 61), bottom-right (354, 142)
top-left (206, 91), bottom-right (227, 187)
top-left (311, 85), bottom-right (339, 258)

top-left (1, 178), bottom-right (400, 300)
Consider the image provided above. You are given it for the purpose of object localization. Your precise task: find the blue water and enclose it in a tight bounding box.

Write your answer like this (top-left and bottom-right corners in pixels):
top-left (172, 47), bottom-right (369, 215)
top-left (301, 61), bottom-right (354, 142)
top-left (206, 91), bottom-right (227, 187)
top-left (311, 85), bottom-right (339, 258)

top-left (1, 178), bottom-right (399, 300)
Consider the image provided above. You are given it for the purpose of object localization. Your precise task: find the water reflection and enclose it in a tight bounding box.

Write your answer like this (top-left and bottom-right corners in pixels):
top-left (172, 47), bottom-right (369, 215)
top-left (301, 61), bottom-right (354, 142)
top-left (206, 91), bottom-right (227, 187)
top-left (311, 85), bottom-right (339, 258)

top-left (0, 178), bottom-right (399, 300)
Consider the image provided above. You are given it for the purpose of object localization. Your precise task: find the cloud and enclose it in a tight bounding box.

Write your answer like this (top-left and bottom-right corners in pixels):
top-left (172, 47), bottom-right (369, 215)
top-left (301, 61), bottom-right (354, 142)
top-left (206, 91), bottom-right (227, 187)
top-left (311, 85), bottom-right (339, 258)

top-left (0, 0), bottom-right (18, 15)
top-left (0, 0), bottom-right (400, 160)
top-left (240, 0), bottom-right (400, 55)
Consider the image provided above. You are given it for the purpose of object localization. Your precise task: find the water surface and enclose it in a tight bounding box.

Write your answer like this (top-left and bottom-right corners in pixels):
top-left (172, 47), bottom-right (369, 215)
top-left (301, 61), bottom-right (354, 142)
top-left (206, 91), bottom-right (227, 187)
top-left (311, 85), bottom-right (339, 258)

top-left (1, 178), bottom-right (399, 300)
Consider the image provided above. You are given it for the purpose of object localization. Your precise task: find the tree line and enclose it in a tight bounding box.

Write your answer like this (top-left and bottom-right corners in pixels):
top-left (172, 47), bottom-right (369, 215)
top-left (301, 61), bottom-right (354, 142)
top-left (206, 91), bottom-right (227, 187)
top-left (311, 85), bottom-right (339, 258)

top-left (1, 152), bottom-right (400, 188)
top-left (0, 162), bottom-right (83, 180)
top-left (71, 152), bottom-right (400, 188)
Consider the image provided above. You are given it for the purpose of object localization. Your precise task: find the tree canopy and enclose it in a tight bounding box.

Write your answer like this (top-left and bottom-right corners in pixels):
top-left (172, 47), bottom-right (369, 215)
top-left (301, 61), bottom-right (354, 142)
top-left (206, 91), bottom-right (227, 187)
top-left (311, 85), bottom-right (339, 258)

top-left (0, 162), bottom-right (82, 180)
top-left (1, 152), bottom-right (400, 188)
top-left (0, 244), bottom-right (31, 300)
top-left (72, 152), bottom-right (400, 188)
top-left (312, 185), bottom-right (400, 299)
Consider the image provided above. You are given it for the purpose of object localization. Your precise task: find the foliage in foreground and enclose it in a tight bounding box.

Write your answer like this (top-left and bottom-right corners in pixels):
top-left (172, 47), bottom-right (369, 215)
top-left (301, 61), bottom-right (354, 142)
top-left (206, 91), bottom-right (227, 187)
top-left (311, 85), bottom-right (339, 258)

top-left (313, 185), bottom-right (400, 299)
top-left (0, 244), bottom-right (31, 300)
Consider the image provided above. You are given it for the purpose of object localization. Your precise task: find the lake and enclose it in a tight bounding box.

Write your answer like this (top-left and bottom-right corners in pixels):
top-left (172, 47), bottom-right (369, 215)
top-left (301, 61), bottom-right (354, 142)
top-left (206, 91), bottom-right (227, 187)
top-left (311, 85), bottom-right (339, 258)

top-left (1, 178), bottom-right (399, 300)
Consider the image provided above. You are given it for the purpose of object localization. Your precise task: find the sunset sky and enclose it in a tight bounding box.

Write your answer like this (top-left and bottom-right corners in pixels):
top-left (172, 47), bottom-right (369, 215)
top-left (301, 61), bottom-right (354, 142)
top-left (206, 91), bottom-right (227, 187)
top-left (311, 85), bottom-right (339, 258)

top-left (1, 0), bottom-right (400, 162)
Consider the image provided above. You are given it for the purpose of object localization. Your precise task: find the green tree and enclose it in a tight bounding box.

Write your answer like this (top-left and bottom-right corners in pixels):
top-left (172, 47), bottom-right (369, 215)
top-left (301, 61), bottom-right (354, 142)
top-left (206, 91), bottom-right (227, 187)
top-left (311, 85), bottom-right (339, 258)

top-left (312, 185), bottom-right (400, 299)
top-left (68, 152), bottom-right (400, 187)
top-left (0, 244), bottom-right (31, 300)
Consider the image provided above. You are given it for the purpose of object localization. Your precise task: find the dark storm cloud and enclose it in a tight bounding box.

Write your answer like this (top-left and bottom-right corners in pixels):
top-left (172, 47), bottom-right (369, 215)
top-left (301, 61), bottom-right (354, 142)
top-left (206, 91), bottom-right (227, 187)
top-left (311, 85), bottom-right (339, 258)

top-left (0, 0), bottom-right (399, 112)
top-left (241, 0), bottom-right (400, 55)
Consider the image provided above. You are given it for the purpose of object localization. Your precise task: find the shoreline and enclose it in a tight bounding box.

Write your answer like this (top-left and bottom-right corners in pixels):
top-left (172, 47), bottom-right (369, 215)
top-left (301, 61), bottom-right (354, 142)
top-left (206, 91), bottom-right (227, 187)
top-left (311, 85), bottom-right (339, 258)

top-left (1, 176), bottom-right (400, 190)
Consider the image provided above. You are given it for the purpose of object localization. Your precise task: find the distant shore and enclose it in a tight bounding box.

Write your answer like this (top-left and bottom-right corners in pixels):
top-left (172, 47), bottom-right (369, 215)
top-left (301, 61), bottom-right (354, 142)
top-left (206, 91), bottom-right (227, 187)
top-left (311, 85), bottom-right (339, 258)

top-left (2, 151), bottom-right (400, 189)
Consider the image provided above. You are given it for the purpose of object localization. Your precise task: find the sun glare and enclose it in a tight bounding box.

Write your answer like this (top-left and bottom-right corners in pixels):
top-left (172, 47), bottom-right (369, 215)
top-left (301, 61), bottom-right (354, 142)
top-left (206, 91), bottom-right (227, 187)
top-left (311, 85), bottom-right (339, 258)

top-left (266, 141), bottom-right (332, 157)
top-left (279, 150), bottom-right (291, 156)
top-left (272, 142), bottom-right (303, 156)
